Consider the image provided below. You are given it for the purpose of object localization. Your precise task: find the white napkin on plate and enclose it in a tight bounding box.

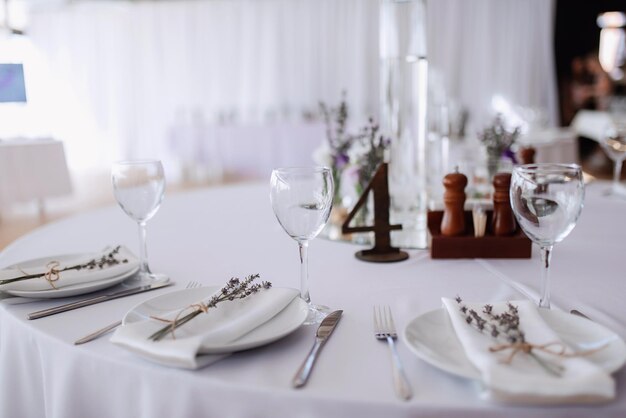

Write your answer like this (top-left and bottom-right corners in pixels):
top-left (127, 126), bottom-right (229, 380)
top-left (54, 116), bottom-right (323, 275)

top-left (0, 246), bottom-right (139, 292)
top-left (441, 298), bottom-right (615, 404)
top-left (110, 287), bottom-right (299, 369)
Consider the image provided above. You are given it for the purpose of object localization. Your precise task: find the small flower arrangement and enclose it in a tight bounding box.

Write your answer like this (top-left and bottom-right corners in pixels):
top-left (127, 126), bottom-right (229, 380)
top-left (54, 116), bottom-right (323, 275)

top-left (347, 118), bottom-right (390, 197)
top-left (313, 93), bottom-right (390, 207)
top-left (478, 115), bottom-right (520, 179)
top-left (478, 115), bottom-right (520, 159)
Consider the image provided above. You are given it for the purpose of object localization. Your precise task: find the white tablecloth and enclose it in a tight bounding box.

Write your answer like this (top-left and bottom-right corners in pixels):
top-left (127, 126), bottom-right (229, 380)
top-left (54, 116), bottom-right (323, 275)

top-left (0, 138), bottom-right (72, 208)
top-left (0, 182), bottom-right (625, 418)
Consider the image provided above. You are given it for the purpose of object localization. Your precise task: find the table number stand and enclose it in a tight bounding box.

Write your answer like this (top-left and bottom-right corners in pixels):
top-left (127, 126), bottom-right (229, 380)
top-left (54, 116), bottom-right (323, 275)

top-left (341, 163), bottom-right (409, 262)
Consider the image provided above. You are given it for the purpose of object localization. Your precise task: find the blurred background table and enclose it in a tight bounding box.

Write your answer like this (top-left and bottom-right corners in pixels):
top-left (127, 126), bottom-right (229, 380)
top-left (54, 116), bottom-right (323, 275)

top-left (517, 127), bottom-right (579, 163)
top-left (0, 138), bottom-right (72, 215)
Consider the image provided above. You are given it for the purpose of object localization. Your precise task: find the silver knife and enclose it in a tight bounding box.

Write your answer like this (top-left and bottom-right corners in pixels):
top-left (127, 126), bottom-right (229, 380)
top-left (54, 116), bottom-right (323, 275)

top-left (292, 310), bottom-right (343, 388)
top-left (27, 281), bottom-right (172, 320)
top-left (74, 320), bottom-right (122, 345)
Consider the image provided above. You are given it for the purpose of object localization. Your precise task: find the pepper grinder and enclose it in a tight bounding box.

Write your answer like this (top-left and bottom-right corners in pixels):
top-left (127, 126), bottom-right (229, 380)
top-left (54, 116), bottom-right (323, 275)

top-left (519, 147), bottom-right (536, 165)
top-left (441, 170), bottom-right (467, 236)
top-left (492, 172), bottom-right (516, 236)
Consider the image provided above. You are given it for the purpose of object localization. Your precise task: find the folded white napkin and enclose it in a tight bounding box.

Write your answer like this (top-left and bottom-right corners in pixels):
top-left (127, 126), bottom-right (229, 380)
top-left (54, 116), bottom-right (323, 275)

top-left (0, 246), bottom-right (139, 292)
top-left (110, 287), bottom-right (299, 369)
top-left (441, 298), bottom-right (615, 404)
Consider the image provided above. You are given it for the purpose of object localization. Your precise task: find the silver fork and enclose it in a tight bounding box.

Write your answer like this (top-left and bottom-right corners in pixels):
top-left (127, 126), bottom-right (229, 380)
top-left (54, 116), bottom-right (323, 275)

top-left (74, 281), bottom-right (200, 345)
top-left (373, 306), bottom-right (413, 401)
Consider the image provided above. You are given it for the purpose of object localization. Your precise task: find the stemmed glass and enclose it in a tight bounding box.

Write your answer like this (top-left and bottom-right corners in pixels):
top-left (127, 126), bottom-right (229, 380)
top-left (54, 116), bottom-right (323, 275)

top-left (112, 160), bottom-right (168, 286)
top-left (601, 121), bottom-right (626, 196)
top-left (510, 164), bottom-right (584, 309)
top-left (270, 167), bottom-right (334, 324)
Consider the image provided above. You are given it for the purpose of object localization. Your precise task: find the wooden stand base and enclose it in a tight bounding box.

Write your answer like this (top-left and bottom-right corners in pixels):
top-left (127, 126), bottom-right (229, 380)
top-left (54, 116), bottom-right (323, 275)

top-left (427, 211), bottom-right (531, 259)
top-left (355, 248), bottom-right (409, 263)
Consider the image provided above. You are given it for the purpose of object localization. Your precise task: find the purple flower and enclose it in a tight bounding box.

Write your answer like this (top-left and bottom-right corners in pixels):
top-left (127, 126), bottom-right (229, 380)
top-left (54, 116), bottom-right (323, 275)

top-left (502, 147), bottom-right (518, 164)
top-left (334, 152), bottom-right (349, 169)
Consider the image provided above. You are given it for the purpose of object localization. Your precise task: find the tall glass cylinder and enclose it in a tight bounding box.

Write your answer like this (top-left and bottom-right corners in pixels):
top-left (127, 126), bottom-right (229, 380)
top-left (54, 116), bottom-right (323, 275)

top-left (379, 0), bottom-right (428, 248)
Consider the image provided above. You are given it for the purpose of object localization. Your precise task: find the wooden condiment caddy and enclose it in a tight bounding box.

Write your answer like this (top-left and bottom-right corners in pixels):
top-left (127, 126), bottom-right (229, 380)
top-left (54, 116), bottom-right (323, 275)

top-left (427, 171), bottom-right (531, 259)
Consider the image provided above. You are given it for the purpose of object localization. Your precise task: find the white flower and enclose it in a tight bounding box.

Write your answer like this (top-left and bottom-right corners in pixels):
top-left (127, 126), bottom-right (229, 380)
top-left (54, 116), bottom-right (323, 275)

top-left (312, 142), bottom-right (334, 166)
top-left (346, 139), bottom-right (369, 165)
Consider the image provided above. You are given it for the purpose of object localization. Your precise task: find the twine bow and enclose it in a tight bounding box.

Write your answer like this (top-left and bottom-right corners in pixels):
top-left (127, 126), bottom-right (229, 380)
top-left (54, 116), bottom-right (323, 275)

top-left (43, 261), bottom-right (61, 289)
top-left (489, 341), bottom-right (607, 365)
top-left (151, 303), bottom-right (208, 340)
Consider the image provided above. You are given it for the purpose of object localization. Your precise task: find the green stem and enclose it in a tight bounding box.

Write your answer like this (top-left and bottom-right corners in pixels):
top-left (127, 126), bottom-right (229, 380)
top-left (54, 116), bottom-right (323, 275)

top-left (529, 352), bottom-right (564, 377)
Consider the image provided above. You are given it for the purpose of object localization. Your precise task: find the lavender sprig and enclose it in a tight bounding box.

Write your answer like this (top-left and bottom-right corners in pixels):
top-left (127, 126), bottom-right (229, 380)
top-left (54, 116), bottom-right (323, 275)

top-left (149, 274), bottom-right (272, 341)
top-left (0, 246), bottom-right (128, 286)
top-left (454, 296), bottom-right (564, 377)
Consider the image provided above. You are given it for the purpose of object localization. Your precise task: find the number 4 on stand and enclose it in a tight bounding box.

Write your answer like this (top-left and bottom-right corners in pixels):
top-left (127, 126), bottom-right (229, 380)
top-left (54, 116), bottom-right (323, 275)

top-left (341, 163), bottom-right (409, 262)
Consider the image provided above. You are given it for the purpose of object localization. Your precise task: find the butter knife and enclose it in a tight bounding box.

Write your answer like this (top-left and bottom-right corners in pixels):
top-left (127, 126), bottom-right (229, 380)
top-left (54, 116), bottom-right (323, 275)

top-left (74, 320), bottom-right (122, 345)
top-left (292, 310), bottom-right (343, 388)
top-left (27, 281), bottom-right (172, 320)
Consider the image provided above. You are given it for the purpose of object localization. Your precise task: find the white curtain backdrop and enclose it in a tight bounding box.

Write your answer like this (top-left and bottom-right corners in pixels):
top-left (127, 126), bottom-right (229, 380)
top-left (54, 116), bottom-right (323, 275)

top-left (427, 0), bottom-right (558, 130)
top-left (16, 0), bottom-right (556, 178)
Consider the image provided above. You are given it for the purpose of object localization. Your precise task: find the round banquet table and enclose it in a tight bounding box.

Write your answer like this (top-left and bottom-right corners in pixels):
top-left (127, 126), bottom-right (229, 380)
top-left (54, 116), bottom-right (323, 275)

top-left (1, 182), bottom-right (625, 418)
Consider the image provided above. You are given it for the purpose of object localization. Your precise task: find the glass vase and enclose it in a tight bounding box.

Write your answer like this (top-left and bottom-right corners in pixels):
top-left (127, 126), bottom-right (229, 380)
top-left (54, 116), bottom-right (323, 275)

top-left (379, 0), bottom-right (429, 249)
top-left (487, 152), bottom-right (501, 182)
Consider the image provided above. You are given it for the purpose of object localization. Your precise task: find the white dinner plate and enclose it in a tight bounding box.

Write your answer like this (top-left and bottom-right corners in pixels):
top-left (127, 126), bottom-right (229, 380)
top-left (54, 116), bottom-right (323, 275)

top-left (404, 308), bottom-right (626, 379)
top-left (3, 253), bottom-right (139, 299)
top-left (123, 286), bottom-right (308, 354)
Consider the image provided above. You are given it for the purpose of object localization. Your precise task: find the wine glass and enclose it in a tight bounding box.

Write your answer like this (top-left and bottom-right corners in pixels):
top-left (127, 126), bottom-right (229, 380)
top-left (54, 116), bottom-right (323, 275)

top-left (600, 121), bottom-right (626, 196)
top-left (510, 164), bottom-right (584, 309)
top-left (270, 167), bottom-right (334, 324)
top-left (112, 160), bottom-right (168, 286)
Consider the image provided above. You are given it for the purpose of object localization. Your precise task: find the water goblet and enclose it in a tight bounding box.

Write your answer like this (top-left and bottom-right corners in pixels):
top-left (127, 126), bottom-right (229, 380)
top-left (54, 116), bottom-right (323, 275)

top-left (510, 164), bottom-right (584, 309)
top-left (112, 160), bottom-right (168, 286)
top-left (601, 121), bottom-right (626, 196)
top-left (270, 167), bottom-right (334, 325)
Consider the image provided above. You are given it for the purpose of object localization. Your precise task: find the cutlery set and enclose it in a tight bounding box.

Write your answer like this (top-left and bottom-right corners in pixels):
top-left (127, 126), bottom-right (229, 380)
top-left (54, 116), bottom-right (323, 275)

top-left (27, 282), bottom-right (414, 400)
top-left (293, 306), bottom-right (413, 401)
top-left (18, 277), bottom-right (602, 403)
top-left (27, 280), bottom-right (173, 320)
top-left (73, 281), bottom-right (202, 345)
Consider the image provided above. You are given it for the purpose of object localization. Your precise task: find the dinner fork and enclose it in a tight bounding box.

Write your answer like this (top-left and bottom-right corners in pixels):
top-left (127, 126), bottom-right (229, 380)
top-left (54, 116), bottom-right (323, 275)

top-left (74, 281), bottom-right (201, 345)
top-left (373, 306), bottom-right (413, 401)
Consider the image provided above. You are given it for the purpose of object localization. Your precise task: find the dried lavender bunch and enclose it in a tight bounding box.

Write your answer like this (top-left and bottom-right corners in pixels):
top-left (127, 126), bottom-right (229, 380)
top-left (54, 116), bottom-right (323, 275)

top-left (319, 93), bottom-right (358, 202)
top-left (0, 246), bottom-right (128, 286)
top-left (320, 91), bottom-right (352, 156)
top-left (317, 93), bottom-right (391, 206)
top-left (149, 274), bottom-right (272, 341)
top-left (454, 296), bottom-right (564, 376)
top-left (351, 118), bottom-right (390, 194)
top-left (478, 115), bottom-right (520, 160)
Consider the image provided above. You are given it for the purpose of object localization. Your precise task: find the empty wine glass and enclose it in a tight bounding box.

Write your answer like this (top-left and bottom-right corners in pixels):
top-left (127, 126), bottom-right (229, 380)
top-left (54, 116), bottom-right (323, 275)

top-left (510, 164), bottom-right (584, 309)
top-left (270, 167), bottom-right (334, 324)
top-left (601, 121), bottom-right (626, 196)
top-left (112, 160), bottom-right (168, 286)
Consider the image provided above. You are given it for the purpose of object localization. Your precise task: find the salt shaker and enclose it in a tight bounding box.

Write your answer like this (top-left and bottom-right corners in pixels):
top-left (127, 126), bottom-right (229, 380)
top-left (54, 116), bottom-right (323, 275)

top-left (441, 171), bottom-right (468, 236)
top-left (492, 172), bottom-right (516, 236)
